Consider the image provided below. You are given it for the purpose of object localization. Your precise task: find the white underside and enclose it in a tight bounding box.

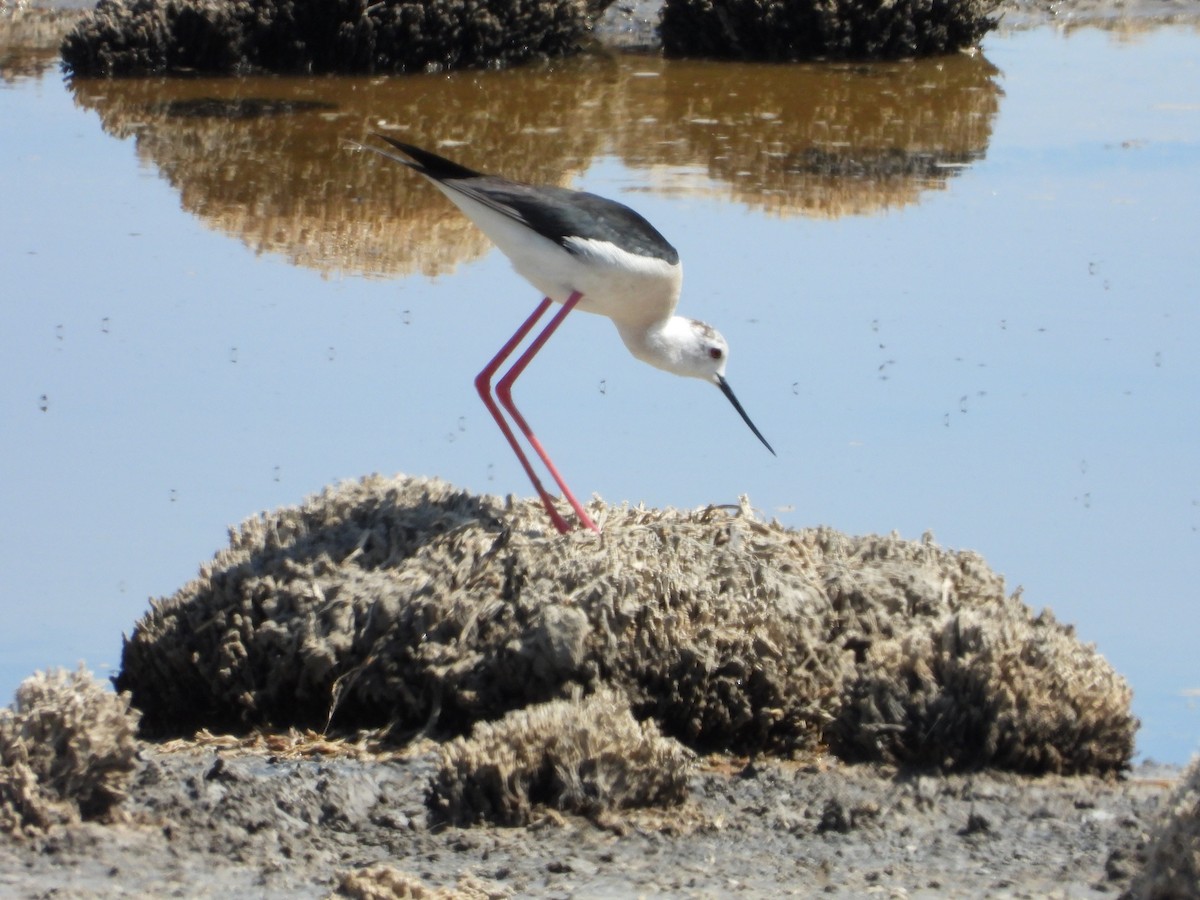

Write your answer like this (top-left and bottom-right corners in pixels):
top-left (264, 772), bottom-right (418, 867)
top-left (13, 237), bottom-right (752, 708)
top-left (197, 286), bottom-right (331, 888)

top-left (433, 183), bottom-right (683, 328)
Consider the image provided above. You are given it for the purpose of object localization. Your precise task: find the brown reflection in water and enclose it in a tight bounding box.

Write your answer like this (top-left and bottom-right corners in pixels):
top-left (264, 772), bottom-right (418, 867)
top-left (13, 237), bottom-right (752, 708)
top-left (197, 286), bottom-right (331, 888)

top-left (614, 54), bottom-right (1001, 217)
top-left (70, 60), bottom-right (620, 277)
top-left (69, 52), bottom-right (999, 276)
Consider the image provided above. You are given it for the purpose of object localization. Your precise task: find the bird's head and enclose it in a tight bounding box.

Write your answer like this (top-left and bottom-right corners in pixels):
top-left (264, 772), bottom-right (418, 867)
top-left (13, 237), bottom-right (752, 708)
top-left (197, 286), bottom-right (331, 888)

top-left (626, 317), bottom-right (775, 456)
top-left (673, 318), bottom-right (731, 382)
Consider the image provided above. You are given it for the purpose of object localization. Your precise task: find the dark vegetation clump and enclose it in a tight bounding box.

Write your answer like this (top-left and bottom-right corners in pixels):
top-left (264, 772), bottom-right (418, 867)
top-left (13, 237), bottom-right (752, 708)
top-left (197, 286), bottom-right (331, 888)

top-left (61, 0), bottom-right (592, 76)
top-left (0, 667), bottom-right (141, 835)
top-left (115, 474), bottom-right (1137, 777)
top-left (659, 0), bottom-right (999, 61)
top-left (428, 689), bottom-right (694, 826)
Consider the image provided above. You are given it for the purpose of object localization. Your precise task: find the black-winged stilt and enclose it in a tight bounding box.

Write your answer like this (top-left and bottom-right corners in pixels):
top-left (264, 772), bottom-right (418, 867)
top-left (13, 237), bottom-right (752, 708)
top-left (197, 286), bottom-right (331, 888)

top-left (362, 136), bottom-right (774, 535)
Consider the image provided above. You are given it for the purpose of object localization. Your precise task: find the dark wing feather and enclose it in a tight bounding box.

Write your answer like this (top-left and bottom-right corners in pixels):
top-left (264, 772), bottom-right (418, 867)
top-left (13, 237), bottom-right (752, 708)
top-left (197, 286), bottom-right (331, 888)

top-left (448, 180), bottom-right (680, 265)
top-left (374, 135), bottom-right (679, 265)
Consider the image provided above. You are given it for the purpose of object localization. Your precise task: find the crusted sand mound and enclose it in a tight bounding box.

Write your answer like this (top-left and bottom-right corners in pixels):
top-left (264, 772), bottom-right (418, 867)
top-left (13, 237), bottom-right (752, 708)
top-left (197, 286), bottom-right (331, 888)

top-left (429, 688), bottom-right (693, 826)
top-left (0, 666), bottom-right (141, 835)
top-left (116, 474), bottom-right (1135, 774)
top-left (1124, 755), bottom-right (1200, 899)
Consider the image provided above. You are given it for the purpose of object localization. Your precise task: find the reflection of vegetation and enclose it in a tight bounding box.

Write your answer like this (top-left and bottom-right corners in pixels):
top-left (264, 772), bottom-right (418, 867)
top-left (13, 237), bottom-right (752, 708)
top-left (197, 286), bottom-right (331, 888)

top-left (612, 55), bottom-right (1000, 216)
top-left (69, 52), bottom-right (999, 275)
top-left (148, 97), bottom-right (337, 119)
top-left (70, 60), bottom-right (617, 275)
top-left (0, 7), bottom-right (82, 82)
top-left (661, 0), bottom-right (999, 60)
top-left (60, 0), bottom-right (592, 76)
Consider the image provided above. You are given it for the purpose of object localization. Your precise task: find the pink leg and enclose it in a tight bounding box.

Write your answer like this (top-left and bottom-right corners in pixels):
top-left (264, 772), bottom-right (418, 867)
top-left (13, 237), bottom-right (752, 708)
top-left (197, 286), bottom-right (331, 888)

top-left (475, 298), bottom-right (574, 534)
top-left (495, 291), bottom-right (600, 534)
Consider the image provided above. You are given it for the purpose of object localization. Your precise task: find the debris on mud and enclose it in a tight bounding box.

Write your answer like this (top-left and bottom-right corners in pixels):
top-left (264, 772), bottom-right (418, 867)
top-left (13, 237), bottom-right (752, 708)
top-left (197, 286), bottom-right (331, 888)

top-left (335, 864), bottom-right (509, 899)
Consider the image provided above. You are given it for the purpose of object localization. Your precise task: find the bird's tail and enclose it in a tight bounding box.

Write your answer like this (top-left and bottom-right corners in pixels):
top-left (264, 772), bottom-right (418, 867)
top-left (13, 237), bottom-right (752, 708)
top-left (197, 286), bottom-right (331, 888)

top-left (348, 134), bottom-right (483, 181)
top-left (376, 135), bottom-right (482, 179)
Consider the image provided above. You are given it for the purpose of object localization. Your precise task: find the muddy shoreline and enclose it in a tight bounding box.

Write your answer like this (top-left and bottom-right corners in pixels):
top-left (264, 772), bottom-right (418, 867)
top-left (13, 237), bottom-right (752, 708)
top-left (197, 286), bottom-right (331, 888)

top-left (0, 733), bottom-right (1183, 898)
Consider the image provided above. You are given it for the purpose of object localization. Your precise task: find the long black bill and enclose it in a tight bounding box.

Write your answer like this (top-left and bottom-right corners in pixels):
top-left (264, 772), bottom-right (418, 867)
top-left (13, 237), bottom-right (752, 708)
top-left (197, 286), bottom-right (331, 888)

top-left (717, 375), bottom-right (775, 456)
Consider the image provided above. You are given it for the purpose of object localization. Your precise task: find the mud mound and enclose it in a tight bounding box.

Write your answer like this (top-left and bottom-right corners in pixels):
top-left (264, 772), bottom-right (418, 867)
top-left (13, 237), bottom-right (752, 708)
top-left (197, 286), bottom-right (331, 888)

top-left (1124, 755), bottom-right (1200, 899)
top-left (116, 474), bottom-right (1135, 774)
top-left (429, 689), bottom-right (693, 825)
top-left (0, 667), bottom-right (141, 835)
top-left (61, 0), bottom-right (592, 77)
top-left (660, 0), bottom-right (999, 60)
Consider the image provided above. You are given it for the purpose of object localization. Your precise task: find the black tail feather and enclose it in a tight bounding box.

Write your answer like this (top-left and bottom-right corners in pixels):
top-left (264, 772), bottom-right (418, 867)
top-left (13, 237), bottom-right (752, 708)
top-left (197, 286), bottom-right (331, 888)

top-left (373, 134), bottom-right (483, 180)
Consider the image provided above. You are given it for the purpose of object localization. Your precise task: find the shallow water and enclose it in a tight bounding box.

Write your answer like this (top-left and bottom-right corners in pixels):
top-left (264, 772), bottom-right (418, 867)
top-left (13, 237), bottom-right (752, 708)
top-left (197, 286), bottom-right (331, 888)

top-left (1, 25), bottom-right (1197, 763)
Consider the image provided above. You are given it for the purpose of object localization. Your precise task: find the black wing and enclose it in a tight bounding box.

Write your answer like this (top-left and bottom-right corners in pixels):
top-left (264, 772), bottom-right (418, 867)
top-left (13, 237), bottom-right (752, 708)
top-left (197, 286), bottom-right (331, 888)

top-left (375, 135), bottom-right (679, 265)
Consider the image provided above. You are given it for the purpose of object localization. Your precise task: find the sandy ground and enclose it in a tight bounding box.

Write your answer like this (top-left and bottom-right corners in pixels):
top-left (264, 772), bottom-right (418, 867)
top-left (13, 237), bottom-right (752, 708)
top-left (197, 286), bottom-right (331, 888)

top-left (0, 733), bottom-right (1181, 898)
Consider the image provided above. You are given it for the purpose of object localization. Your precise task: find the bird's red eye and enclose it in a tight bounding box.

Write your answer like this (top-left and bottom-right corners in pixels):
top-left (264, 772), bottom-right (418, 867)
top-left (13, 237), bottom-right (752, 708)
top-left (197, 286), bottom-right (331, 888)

top-left (709, 347), bottom-right (723, 360)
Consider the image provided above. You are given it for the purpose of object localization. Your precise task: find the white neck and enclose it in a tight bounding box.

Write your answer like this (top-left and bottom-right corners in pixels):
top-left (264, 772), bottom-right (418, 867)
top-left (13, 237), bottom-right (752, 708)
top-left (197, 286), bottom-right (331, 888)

top-left (615, 316), bottom-right (711, 380)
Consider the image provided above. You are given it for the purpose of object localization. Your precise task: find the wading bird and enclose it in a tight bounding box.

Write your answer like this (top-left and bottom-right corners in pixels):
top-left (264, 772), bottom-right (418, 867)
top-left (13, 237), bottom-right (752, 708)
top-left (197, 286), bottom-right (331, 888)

top-left (360, 136), bottom-right (773, 534)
